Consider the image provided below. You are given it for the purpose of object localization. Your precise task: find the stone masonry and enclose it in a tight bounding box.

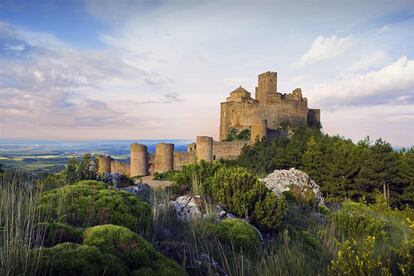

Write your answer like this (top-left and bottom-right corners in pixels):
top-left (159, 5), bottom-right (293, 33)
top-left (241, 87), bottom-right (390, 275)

top-left (98, 71), bottom-right (320, 177)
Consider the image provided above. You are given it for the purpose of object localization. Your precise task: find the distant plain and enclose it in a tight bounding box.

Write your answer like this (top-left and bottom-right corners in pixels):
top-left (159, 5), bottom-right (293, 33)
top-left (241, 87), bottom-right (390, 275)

top-left (0, 140), bottom-right (191, 174)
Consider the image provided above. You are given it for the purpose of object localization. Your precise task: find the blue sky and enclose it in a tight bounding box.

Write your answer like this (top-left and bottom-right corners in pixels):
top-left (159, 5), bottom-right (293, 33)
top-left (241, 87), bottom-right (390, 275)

top-left (0, 0), bottom-right (413, 147)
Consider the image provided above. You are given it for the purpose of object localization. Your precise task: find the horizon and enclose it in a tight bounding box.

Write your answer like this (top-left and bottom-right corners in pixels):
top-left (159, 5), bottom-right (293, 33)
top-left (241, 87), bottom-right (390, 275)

top-left (0, 0), bottom-right (413, 147)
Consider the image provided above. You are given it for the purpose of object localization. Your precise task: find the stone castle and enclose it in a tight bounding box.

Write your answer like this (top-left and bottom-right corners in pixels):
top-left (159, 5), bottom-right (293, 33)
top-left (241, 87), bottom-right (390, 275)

top-left (98, 71), bottom-right (320, 177)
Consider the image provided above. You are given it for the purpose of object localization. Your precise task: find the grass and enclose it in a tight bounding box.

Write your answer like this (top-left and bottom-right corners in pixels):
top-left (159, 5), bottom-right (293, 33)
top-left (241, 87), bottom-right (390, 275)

top-left (1, 166), bottom-right (412, 275)
top-left (150, 186), bottom-right (337, 276)
top-left (0, 170), bottom-right (46, 276)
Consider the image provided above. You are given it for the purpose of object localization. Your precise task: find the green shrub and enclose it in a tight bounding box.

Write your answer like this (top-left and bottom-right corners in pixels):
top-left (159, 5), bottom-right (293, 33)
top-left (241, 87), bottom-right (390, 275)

top-left (37, 180), bottom-right (151, 234)
top-left (318, 205), bottom-right (330, 216)
top-left (36, 222), bottom-right (83, 247)
top-left (83, 225), bottom-right (186, 275)
top-left (223, 127), bottom-right (251, 141)
top-left (209, 218), bottom-right (261, 250)
top-left (37, 173), bottom-right (67, 191)
top-left (172, 160), bottom-right (225, 196)
top-left (33, 242), bottom-right (128, 276)
top-left (397, 218), bottom-right (414, 275)
top-left (328, 236), bottom-right (390, 275)
top-left (397, 239), bottom-right (414, 276)
top-left (211, 166), bottom-right (286, 231)
top-left (153, 171), bottom-right (176, 181)
top-left (332, 201), bottom-right (388, 241)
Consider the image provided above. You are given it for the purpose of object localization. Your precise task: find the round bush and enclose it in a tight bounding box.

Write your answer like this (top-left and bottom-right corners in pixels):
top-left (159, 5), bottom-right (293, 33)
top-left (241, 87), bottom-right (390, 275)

top-left (33, 242), bottom-right (128, 276)
top-left (83, 224), bottom-right (186, 275)
top-left (37, 180), bottom-right (151, 234)
top-left (211, 167), bottom-right (286, 231)
top-left (209, 218), bottom-right (261, 250)
top-left (36, 222), bottom-right (83, 247)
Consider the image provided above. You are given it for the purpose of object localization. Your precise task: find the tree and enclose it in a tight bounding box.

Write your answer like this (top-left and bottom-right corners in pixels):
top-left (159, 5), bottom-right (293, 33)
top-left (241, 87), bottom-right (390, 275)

top-left (399, 147), bottom-right (414, 208)
top-left (65, 158), bottom-right (79, 184)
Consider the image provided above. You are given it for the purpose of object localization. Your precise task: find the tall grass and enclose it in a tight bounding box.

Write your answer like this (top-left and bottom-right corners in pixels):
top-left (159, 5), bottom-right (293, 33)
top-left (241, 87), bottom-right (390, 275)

top-left (0, 170), bottom-right (45, 276)
top-left (150, 186), bottom-right (337, 276)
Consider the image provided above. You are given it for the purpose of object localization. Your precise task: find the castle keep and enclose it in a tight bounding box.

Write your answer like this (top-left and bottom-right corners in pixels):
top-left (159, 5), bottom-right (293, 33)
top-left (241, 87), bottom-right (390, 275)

top-left (98, 71), bottom-right (320, 177)
top-left (220, 71), bottom-right (320, 141)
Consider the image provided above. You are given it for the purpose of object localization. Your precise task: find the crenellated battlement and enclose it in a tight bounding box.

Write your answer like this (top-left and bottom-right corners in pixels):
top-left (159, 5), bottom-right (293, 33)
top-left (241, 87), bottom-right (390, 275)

top-left (220, 71), bottom-right (320, 141)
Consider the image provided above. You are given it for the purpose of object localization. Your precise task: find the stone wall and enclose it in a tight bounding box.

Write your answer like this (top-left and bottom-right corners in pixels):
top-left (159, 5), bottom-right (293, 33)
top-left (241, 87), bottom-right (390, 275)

top-left (213, 140), bottom-right (250, 160)
top-left (130, 143), bottom-right (149, 177)
top-left (97, 155), bottom-right (112, 174)
top-left (155, 143), bottom-right (174, 173)
top-left (196, 136), bottom-right (213, 162)
top-left (174, 151), bottom-right (196, 170)
top-left (111, 160), bottom-right (130, 176)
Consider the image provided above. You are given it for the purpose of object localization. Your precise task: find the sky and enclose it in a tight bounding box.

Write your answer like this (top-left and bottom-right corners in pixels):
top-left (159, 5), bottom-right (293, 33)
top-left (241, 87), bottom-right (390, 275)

top-left (0, 0), bottom-right (413, 147)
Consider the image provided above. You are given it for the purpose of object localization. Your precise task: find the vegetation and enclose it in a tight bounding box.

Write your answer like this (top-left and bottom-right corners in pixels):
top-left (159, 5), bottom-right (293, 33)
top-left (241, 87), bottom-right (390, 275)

top-left (211, 166), bottom-right (286, 231)
top-left (223, 127), bottom-right (251, 141)
top-left (237, 126), bottom-right (414, 208)
top-left (1, 125), bottom-right (414, 275)
top-left (328, 236), bottom-right (391, 275)
top-left (208, 218), bottom-right (261, 250)
top-left (37, 222), bottom-right (84, 247)
top-left (33, 242), bottom-right (129, 276)
top-left (37, 180), bottom-right (152, 235)
top-left (0, 170), bottom-right (44, 275)
top-left (83, 224), bottom-right (186, 275)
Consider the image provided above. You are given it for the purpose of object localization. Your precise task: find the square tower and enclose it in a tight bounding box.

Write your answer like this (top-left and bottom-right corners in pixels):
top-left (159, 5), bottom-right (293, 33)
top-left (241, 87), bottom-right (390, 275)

top-left (255, 71), bottom-right (277, 103)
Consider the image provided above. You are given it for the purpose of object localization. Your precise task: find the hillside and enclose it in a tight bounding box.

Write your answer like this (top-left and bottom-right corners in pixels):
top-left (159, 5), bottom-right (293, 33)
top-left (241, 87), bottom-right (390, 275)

top-left (0, 128), bottom-right (413, 275)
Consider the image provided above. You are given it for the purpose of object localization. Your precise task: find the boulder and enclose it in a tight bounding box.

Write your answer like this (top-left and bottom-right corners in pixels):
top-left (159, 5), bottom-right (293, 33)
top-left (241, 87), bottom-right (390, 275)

top-left (119, 184), bottom-right (151, 203)
top-left (261, 168), bottom-right (324, 207)
top-left (102, 173), bottom-right (133, 188)
top-left (214, 205), bottom-right (237, 220)
top-left (169, 195), bottom-right (204, 221)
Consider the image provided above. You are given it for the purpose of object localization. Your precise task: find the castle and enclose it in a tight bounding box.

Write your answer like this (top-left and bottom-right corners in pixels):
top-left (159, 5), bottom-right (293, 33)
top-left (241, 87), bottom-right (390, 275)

top-left (98, 71), bottom-right (320, 177)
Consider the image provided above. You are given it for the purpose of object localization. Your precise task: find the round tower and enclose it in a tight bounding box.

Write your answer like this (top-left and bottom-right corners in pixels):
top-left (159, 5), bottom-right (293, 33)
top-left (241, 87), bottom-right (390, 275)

top-left (251, 119), bottom-right (267, 142)
top-left (155, 143), bottom-right (174, 173)
top-left (196, 136), bottom-right (213, 162)
top-left (97, 155), bottom-right (112, 174)
top-left (130, 143), bottom-right (149, 177)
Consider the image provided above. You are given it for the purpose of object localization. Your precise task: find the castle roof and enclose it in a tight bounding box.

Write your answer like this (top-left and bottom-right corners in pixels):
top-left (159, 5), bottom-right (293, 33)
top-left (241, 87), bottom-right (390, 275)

top-left (227, 86), bottom-right (253, 102)
top-left (230, 86), bottom-right (250, 95)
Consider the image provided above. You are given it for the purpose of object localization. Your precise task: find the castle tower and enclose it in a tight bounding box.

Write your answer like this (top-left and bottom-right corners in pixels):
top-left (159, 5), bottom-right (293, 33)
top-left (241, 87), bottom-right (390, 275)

top-left (155, 143), bottom-right (174, 173)
top-left (97, 155), bottom-right (112, 174)
top-left (255, 71), bottom-right (277, 103)
top-left (196, 136), bottom-right (213, 162)
top-left (130, 143), bottom-right (149, 177)
top-left (251, 119), bottom-right (268, 142)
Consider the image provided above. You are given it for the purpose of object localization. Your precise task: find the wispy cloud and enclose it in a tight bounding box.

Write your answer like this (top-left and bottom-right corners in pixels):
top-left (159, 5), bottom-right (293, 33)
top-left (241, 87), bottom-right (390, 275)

top-left (0, 21), bottom-right (176, 138)
top-left (309, 56), bottom-right (414, 108)
top-left (0, 1), bottom-right (413, 145)
top-left (299, 35), bottom-right (354, 66)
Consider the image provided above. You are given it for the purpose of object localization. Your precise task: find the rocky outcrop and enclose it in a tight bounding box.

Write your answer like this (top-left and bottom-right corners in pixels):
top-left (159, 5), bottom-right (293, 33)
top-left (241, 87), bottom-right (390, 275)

top-left (169, 195), bottom-right (204, 221)
top-left (261, 168), bottom-right (324, 207)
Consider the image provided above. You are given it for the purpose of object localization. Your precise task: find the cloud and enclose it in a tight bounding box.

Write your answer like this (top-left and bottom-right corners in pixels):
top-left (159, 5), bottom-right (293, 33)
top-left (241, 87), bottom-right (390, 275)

top-left (309, 56), bottom-right (414, 108)
top-left (344, 50), bottom-right (389, 73)
top-left (299, 35), bottom-right (354, 66)
top-left (1, 2), bottom-right (413, 145)
top-left (0, 21), bottom-right (178, 136)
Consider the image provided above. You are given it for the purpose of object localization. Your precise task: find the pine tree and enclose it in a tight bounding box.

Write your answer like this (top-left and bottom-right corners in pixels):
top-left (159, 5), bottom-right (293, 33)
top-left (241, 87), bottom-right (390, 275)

top-left (399, 147), bottom-right (414, 207)
top-left (65, 158), bottom-right (79, 184)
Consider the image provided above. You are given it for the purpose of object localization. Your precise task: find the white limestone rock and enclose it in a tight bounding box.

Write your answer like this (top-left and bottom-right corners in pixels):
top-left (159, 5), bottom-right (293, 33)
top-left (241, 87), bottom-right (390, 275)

top-left (261, 168), bottom-right (325, 207)
top-left (169, 195), bottom-right (204, 221)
